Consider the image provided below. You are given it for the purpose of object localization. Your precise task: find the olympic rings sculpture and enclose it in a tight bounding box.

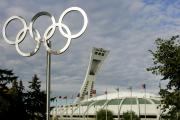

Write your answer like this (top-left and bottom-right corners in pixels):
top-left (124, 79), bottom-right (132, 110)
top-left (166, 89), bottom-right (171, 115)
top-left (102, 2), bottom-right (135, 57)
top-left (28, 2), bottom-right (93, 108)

top-left (2, 7), bottom-right (88, 56)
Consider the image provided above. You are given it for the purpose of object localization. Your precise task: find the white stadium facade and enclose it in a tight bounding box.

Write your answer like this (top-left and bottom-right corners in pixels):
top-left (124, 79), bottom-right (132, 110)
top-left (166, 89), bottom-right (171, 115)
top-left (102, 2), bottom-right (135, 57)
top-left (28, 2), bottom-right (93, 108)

top-left (50, 47), bottom-right (163, 120)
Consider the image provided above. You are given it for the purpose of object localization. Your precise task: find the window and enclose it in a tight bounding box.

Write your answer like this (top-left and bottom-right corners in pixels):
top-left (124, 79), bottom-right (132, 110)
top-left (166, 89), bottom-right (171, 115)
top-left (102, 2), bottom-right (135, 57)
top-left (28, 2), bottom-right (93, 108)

top-left (138, 98), bottom-right (151, 104)
top-left (108, 99), bottom-right (122, 105)
top-left (81, 101), bottom-right (94, 106)
top-left (94, 100), bottom-right (107, 106)
top-left (122, 98), bottom-right (137, 105)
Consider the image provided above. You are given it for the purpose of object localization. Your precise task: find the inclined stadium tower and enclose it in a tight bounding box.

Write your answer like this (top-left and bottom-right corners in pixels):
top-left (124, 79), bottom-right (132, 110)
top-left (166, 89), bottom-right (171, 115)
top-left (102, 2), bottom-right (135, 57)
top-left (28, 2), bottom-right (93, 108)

top-left (50, 47), bottom-right (162, 120)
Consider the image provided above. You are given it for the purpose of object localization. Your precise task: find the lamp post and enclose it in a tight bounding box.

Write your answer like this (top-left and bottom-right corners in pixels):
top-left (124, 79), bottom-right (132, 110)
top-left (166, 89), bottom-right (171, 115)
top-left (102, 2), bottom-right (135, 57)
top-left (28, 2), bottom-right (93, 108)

top-left (2, 7), bottom-right (88, 120)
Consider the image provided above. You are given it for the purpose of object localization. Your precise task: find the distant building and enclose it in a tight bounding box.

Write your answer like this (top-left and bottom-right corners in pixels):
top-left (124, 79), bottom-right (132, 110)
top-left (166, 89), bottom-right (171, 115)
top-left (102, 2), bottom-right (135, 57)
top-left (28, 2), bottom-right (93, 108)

top-left (75, 47), bottom-right (109, 103)
top-left (50, 47), bottom-right (163, 120)
top-left (51, 92), bottom-right (162, 120)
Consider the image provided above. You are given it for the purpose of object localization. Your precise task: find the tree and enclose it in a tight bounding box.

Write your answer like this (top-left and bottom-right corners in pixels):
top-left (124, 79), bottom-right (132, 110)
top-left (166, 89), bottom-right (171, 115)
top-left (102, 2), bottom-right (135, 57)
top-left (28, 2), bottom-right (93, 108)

top-left (26, 74), bottom-right (46, 120)
top-left (122, 111), bottom-right (140, 120)
top-left (0, 68), bottom-right (46, 120)
top-left (147, 35), bottom-right (180, 119)
top-left (0, 69), bottom-right (19, 119)
top-left (96, 109), bottom-right (114, 120)
top-left (8, 79), bottom-right (27, 120)
top-left (0, 69), bottom-right (18, 94)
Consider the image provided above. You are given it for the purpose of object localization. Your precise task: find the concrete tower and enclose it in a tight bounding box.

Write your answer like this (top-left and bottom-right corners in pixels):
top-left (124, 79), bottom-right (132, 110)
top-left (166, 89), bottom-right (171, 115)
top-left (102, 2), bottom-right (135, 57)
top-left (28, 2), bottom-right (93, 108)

top-left (75, 47), bottom-right (109, 103)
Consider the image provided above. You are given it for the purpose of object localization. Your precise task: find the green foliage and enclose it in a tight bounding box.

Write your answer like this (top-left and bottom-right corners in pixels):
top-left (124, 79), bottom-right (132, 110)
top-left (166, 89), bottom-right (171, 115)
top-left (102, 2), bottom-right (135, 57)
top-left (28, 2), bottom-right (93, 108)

top-left (0, 69), bottom-right (26, 120)
top-left (122, 111), bottom-right (140, 120)
top-left (0, 69), bottom-right (18, 94)
top-left (96, 109), bottom-right (114, 120)
top-left (147, 35), bottom-right (180, 119)
top-left (0, 68), bottom-right (46, 120)
top-left (26, 74), bottom-right (46, 120)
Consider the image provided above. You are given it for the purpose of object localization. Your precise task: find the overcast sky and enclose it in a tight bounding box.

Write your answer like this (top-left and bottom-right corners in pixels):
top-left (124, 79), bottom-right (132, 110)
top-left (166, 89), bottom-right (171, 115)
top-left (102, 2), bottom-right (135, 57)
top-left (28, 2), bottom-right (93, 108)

top-left (0, 0), bottom-right (180, 98)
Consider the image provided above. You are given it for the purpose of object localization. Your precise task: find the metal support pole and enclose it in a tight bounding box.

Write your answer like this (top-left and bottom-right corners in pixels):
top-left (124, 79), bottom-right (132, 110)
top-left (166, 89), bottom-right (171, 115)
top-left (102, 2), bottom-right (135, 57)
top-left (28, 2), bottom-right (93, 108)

top-left (46, 41), bottom-right (51, 120)
top-left (95, 97), bottom-right (97, 120)
top-left (118, 89), bottom-right (120, 120)
top-left (71, 105), bottom-right (73, 120)
top-left (145, 88), bottom-right (146, 120)
top-left (2, 6), bottom-right (88, 120)
top-left (130, 87), bottom-right (132, 120)
top-left (79, 104), bottom-right (81, 118)
top-left (85, 105), bottom-right (89, 119)
top-left (106, 90), bottom-right (107, 120)
top-left (66, 98), bottom-right (68, 117)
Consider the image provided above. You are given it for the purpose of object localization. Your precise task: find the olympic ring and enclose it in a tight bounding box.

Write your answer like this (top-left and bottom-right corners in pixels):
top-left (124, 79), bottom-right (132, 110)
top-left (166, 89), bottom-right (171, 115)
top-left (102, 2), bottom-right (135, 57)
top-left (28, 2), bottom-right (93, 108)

top-left (2, 7), bottom-right (88, 56)
top-left (3, 16), bottom-right (27, 45)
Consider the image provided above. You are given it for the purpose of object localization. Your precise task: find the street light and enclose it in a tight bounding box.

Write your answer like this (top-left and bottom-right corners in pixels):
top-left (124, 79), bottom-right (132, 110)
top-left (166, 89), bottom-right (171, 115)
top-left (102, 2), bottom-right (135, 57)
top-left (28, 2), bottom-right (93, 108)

top-left (2, 7), bottom-right (88, 120)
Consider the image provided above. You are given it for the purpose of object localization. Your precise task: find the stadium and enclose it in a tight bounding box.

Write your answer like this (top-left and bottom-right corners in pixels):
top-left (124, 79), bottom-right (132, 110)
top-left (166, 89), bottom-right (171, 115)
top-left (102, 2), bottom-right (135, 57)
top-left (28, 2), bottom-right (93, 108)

top-left (50, 47), bottom-right (162, 120)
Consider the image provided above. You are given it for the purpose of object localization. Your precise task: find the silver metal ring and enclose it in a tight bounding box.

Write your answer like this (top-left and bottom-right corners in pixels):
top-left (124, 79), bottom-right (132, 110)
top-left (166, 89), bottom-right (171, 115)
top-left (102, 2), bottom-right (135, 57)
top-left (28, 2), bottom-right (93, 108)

top-left (2, 7), bottom-right (88, 56)
top-left (15, 28), bottom-right (41, 57)
top-left (29, 11), bottom-right (56, 42)
top-left (2, 16), bottom-right (27, 45)
top-left (58, 7), bottom-right (88, 39)
top-left (44, 23), bottom-right (71, 55)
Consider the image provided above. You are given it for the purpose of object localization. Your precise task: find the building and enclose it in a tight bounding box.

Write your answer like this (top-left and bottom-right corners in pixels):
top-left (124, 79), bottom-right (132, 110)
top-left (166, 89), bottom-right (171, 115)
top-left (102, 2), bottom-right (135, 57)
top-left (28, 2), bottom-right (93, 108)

top-left (51, 92), bottom-right (161, 120)
top-left (50, 47), bottom-right (162, 120)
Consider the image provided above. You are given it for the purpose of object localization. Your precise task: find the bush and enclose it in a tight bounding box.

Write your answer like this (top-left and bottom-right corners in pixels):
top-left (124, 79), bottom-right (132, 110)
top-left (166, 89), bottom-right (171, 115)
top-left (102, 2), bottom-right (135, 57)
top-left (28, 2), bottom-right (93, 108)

top-left (96, 109), bottom-right (114, 120)
top-left (122, 111), bottom-right (140, 120)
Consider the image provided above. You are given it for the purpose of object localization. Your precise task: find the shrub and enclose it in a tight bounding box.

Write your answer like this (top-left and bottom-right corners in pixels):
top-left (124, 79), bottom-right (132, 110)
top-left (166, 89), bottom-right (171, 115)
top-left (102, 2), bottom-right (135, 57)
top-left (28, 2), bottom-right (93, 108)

top-left (122, 111), bottom-right (140, 120)
top-left (96, 109), bottom-right (114, 120)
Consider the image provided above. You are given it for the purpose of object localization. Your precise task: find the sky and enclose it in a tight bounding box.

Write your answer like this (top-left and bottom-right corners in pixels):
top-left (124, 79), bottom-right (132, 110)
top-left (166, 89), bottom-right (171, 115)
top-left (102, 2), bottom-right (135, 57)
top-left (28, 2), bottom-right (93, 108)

top-left (0, 0), bottom-right (180, 98)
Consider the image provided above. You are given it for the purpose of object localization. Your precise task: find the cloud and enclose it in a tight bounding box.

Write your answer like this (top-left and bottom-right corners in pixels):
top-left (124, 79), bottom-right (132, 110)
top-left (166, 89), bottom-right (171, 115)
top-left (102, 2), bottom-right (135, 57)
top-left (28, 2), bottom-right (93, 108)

top-left (0, 0), bottom-right (179, 97)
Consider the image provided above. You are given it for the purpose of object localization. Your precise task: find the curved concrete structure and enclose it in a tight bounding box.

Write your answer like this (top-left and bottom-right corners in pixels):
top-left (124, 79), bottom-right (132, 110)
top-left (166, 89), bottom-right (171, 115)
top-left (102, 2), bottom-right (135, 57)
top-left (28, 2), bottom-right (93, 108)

top-left (51, 92), bottom-right (162, 120)
top-left (50, 47), bottom-right (163, 120)
top-left (75, 47), bottom-right (109, 103)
